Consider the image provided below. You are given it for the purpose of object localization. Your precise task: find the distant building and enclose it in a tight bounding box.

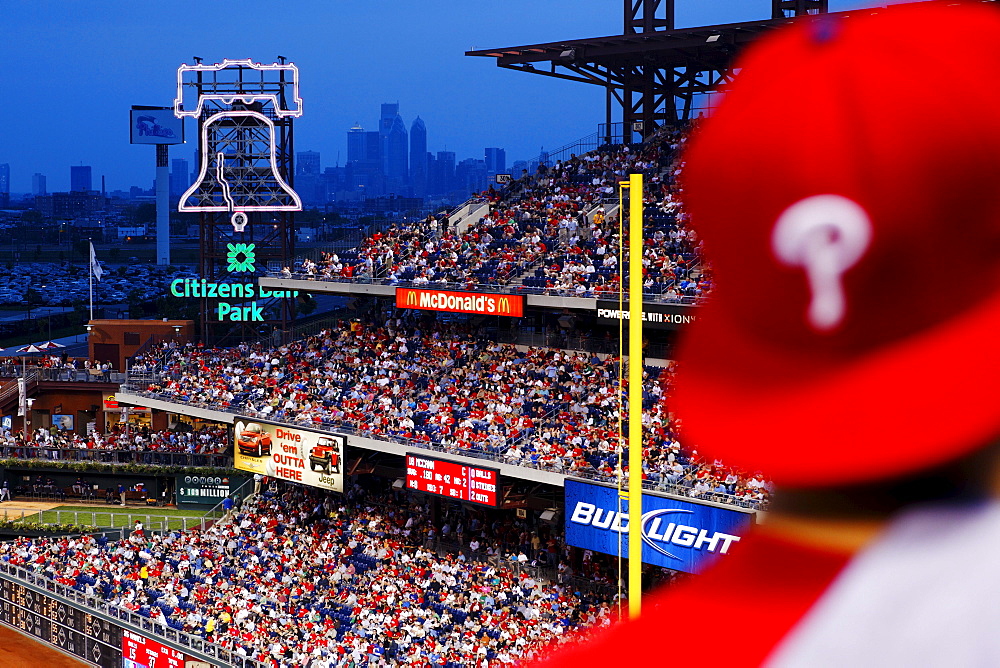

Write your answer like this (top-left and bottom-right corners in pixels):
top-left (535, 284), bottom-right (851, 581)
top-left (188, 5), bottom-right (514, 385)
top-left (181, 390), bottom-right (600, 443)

top-left (385, 114), bottom-right (408, 185)
top-left (346, 122), bottom-right (385, 196)
top-left (379, 103), bottom-right (399, 136)
top-left (117, 225), bottom-right (148, 240)
top-left (31, 173), bottom-right (46, 196)
top-left (297, 150), bottom-right (320, 176)
top-left (410, 117), bottom-right (427, 196)
top-left (35, 192), bottom-right (104, 219)
top-left (347, 123), bottom-right (367, 163)
top-left (296, 151), bottom-right (323, 206)
top-left (70, 165), bottom-right (92, 192)
top-left (430, 151), bottom-right (456, 196)
top-left (456, 158), bottom-right (488, 194)
top-left (485, 148), bottom-right (506, 177)
top-left (0, 164), bottom-right (9, 207)
top-left (170, 158), bottom-right (190, 201)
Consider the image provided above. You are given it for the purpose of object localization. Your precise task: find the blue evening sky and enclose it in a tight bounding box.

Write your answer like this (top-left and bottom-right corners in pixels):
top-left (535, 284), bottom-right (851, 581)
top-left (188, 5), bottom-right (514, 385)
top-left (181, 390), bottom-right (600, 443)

top-left (0, 0), bottom-right (904, 193)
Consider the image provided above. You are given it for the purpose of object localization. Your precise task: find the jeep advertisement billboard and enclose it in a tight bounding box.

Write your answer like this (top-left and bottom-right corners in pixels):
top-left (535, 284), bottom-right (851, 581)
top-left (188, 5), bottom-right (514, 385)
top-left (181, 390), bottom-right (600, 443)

top-left (233, 420), bottom-right (345, 493)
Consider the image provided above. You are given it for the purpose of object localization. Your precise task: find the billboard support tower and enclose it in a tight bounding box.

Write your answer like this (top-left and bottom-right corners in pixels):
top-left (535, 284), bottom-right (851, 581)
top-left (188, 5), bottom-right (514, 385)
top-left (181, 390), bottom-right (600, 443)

top-left (156, 144), bottom-right (169, 265)
top-left (174, 58), bottom-right (302, 344)
top-left (468, 0), bottom-right (828, 141)
top-left (130, 105), bottom-right (184, 265)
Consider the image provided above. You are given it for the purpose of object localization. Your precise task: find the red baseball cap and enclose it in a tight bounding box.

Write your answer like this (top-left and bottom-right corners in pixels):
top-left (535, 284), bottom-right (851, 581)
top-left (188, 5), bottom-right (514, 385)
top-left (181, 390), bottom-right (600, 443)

top-left (675, 1), bottom-right (1000, 487)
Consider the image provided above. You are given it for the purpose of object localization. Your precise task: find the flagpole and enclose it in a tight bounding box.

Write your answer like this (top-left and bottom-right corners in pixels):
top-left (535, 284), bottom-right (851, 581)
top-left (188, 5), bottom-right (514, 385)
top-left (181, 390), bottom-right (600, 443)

top-left (88, 238), bottom-right (93, 322)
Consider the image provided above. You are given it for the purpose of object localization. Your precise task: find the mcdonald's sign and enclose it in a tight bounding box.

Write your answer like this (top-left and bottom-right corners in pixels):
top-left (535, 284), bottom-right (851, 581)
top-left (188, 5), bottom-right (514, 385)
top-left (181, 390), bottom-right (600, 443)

top-left (395, 288), bottom-right (524, 317)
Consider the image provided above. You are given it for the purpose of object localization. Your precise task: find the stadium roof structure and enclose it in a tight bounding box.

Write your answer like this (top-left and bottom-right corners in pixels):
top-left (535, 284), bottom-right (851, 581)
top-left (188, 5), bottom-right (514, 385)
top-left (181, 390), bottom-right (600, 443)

top-left (468, 0), bottom-right (998, 141)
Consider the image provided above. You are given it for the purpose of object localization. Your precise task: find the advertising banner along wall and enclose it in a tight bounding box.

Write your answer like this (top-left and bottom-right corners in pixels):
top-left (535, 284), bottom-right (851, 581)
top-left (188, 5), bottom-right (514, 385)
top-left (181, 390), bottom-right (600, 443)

top-left (233, 420), bottom-right (344, 493)
top-left (396, 288), bottom-right (524, 317)
top-left (175, 474), bottom-right (248, 508)
top-left (564, 479), bottom-right (754, 574)
top-left (594, 300), bottom-right (697, 330)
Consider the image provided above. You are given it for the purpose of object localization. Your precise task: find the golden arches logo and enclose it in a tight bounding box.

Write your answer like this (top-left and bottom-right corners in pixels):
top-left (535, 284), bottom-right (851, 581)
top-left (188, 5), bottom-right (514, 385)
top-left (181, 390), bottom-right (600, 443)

top-left (497, 297), bottom-right (511, 314)
top-left (405, 290), bottom-right (418, 306)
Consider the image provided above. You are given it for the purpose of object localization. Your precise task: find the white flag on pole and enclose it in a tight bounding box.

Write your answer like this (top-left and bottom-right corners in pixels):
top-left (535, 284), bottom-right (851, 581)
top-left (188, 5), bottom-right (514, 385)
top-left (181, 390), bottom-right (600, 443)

top-left (89, 242), bottom-right (104, 282)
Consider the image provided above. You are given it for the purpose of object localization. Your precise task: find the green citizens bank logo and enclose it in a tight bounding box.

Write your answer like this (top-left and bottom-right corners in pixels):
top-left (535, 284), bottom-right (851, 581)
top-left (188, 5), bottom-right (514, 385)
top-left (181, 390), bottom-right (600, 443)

top-left (227, 243), bottom-right (256, 273)
top-left (169, 243), bottom-right (298, 322)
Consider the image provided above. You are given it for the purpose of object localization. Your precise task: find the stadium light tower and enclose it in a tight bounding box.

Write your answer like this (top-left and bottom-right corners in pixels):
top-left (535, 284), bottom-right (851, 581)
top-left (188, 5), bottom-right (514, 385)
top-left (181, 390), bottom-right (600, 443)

top-left (468, 0), bottom-right (830, 142)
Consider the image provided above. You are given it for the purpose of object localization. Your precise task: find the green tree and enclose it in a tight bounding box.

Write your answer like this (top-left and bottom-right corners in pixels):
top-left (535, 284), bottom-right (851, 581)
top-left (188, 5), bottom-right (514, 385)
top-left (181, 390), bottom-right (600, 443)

top-left (133, 203), bottom-right (156, 225)
top-left (126, 288), bottom-right (145, 318)
top-left (21, 210), bottom-right (44, 225)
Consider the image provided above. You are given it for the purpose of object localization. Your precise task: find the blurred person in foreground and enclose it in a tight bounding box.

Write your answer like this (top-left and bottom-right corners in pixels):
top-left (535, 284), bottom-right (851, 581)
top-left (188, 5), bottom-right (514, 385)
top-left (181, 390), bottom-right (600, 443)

top-left (538, 2), bottom-right (1000, 665)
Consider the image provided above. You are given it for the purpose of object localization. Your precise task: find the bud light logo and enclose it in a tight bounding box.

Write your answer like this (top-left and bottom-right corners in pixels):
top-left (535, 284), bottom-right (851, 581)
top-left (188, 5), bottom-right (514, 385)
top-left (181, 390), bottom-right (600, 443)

top-left (564, 479), bottom-right (753, 574)
top-left (570, 503), bottom-right (741, 559)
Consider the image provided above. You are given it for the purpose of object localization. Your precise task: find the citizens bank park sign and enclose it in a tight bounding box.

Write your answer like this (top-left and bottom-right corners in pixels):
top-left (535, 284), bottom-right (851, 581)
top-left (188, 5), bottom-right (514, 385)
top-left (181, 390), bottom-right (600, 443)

top-left (396, 288), bottom-right (523, 317)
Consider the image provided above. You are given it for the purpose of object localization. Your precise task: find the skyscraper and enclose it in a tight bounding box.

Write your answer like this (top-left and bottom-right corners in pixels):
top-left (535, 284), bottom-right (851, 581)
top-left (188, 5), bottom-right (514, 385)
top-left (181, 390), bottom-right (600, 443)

top-left (385, 114), bottom-right (408, 183)
top-left (32, 173), bottom-right (46, 196)
top-left (410, 117), bottom-right (428, 197)
top-left (170, 158), bottom-right (190, 201)
top-left (379, 103), bottom-right (399, 136)
top-left (346, 122), bottom-right (386, 196)
top-left (485, 148), bottom-right (506, 177)
top-left (347, 123), bottom-right (367, 162)
top-left (430, 151), bottom-right (456, 195)
top-left (456, 158), bottom-right (488, 194)
top-left (70, 165), bottom-right (92, 192)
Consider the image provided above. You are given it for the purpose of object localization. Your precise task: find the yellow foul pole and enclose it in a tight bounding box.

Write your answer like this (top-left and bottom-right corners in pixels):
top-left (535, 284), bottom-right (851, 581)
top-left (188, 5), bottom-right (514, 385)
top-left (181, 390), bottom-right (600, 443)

top-left (628, 172), bottom-right (643, 619)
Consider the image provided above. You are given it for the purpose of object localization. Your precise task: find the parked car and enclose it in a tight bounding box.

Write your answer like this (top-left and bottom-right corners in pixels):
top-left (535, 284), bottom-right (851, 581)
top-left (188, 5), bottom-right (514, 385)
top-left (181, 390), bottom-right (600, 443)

top-left (237, 423), bottom-right (272, 457)
top-left (309, 437), bottom-right (340, 474)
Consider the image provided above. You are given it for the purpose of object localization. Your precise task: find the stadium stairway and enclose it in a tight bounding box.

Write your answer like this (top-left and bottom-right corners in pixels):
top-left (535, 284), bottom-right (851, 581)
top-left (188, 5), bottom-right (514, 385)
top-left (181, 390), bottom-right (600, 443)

top-left (448, 198), bottom-right (491, 235)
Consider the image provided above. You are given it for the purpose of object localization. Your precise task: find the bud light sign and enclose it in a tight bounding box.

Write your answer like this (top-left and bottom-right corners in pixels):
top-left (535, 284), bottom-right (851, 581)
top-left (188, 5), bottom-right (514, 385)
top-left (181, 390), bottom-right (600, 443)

top-left (564, 479), bottom-right (754, 574)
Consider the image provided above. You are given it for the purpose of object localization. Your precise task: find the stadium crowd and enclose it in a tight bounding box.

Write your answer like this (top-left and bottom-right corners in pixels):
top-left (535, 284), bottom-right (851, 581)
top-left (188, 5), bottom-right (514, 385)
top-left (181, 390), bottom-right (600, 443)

top-left (0, 423), bottom-right (228, 456)
top-left (132, 319), bottom-right (771, 508)
top-left (286, 126), bottom-right (709, 302)
top-left (0, 480), bottom-right (616, 667)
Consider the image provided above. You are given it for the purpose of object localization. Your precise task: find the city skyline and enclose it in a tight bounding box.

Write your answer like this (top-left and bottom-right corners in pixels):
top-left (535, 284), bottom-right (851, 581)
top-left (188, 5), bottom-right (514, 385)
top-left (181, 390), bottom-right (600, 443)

top-left (0, 0), bottom-right (890, 194)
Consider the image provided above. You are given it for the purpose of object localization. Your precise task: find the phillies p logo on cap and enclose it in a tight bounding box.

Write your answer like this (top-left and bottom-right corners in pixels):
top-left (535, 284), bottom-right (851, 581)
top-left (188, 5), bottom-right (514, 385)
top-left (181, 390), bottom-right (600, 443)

top-left (675, 1), bottom-right (1000, 488)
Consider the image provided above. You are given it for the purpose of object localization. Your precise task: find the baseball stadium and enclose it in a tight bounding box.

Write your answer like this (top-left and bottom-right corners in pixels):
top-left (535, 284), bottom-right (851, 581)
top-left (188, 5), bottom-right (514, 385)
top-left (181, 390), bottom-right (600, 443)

top-left (0, 0), bottom-right (994, 666)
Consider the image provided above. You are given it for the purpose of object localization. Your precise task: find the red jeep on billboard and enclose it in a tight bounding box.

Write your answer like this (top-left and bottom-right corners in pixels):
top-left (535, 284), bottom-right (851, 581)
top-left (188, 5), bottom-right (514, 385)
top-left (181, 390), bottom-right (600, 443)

top-left (309, 437), bottom-right (340, 474)
top-left (237, 423), bottom-right (272, 457)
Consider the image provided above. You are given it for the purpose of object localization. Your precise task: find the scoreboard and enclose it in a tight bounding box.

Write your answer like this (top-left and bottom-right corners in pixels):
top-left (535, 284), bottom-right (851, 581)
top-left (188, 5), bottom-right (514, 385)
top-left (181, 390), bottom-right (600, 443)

top-left (0, 578), bottom-right (122, 667)
top-left (123, 629), bottom-right (186, 668)
top-left (406, 453), bottom-right (500, 506)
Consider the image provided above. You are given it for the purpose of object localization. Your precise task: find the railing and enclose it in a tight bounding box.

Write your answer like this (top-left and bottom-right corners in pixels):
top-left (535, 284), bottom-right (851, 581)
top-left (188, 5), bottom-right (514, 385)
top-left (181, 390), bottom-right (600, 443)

top-left (0, 366), bottom-right (126, 384)
top-left (198, 476), bottom-right (257, 527)
top-left (122, 380), bottom-right (766, 511)
top-left (4, 508), bottom-right (222, 533)
top-left (522, 131), bottom-right (603, 169)
top-left (0, 445), bottom-right (232, 469)
top-left (509, 330), bottom-right (673, 360)
top-left (570, 467), bottom-right (766, 511)
top-left (264, 271), bottom-right (705, 305)
top-left (0, 561), bottom-right (266, 668)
